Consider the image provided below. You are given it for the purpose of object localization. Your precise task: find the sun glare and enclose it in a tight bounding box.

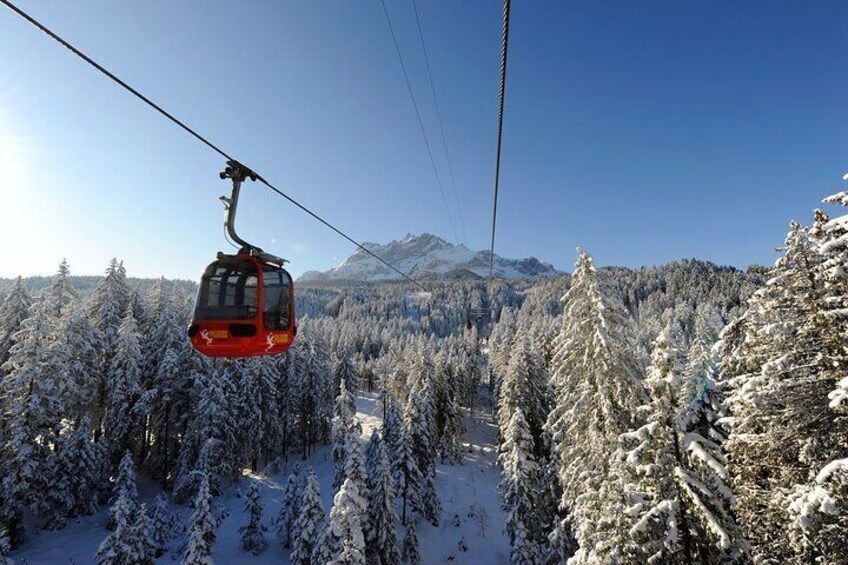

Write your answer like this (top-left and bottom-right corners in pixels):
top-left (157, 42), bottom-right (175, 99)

top-left (0, 104), bottom-right (45, 275)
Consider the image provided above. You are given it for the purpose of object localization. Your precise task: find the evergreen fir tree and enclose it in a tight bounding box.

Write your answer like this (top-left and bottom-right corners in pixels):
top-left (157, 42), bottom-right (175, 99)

top-left (332, 379), bottom-right (357, 491)
top-left (107, 452), bottom-right (139, 531)
top-left (403, 387), bottom-right (441, 526)
top-left (394, 401), bottom-right (422, 526)
top-left (103, 307), bottom-right (143, 466)
top-left (544, 250), bottom-right (646, 563)
top-left (291, 470), bottom-right (325, 565)
top-left (619, 329), bottom-right (746, 563)
top-left (324, 478), bottom-right (367, 564)
top-left (238, 482), bottom-right (267, 555)
top-left (130, 503), bottom-right (156, 565)
top-left (510, 518), bottom-right (542, 565)
top-left (365, 431), bottom-right (402, 565)
top-left (58, 417), bottom-right (103, 518)
top-left (143, 303), bottom-right (190, 489)
top-left (274, 470), bottom-right (301, 548)
top-left (183, 473), bottom-right (217, 565)
top-left (311, 521), bottom-right (334, 565)
top-left (52, 302), bottom-right (104, 425)
top-left (381, 398), bottom-right (403, 466)
top-left (0, 276), bottom-right (31, 376)
top-left (234, 359), bottom-right (264, 471)
top-left (498, 333), bottom-right (550, 459)
top-left (149, 492), bottom-right (179, 558)
top-left (722, 216), bottom-right (848, 563)
top-left (0, 296), bottom-right (65, 546)
top-left (499, 407), bottom-right (542, 560)
top-left (96, 454), bottom-right (145, 564)
top-left (781, 190), bottom-right (848, 560)
top-left (335, 349), bottom-right (359, 395)
top-left (401, 520), bottom-right (421, 565)
top-left (256, 355), bottom-right (283, 464)
top-left (434, 354), bottom-right (464, 464)
top-left (344, 418), bottom-right (369, 511)
top-left (44, 259), bottom-right (78, 317)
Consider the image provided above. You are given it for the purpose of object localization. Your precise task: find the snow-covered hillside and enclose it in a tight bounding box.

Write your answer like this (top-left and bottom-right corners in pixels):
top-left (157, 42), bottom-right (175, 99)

top-left (299, 233), bottom-right (557, 282)
top-left (10, 394), bottom-right (508, 565)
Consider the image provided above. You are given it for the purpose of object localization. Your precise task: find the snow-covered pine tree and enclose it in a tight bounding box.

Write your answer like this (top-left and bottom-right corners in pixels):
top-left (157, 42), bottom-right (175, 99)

top-left (87, 259), bottom-right (131, 440)
top-left (149, 492), bottom-right (179, 558)
top-left (679, 336), bottom-right (713, 416)
top-left (183, 472), bottom-right (217, 565)
top-left (499, 406), bottom-right (542, 562)
top-left (103, 306), bottom-right (143, 466)
top-left (291, 469), bottom-right (325, 565)
top-left (434, 353), bottom-right (464, 464)
top-left (335, 348), bottom-right (359, 395)
top-left (722, 215), bottom-right (848, 562)
top-left (96, 453), bottom-right (145, 564)
top-left (510, 517), bottom-right (541, 565)
top-left (393, 406), bottom-right (422, 526)
top-left (51, 301), bottom-right (104, 427)
top-left (782, 187), bottom-right (848, 560)
top-left (107, 451), bottom-right (139, 531)
top-left (344, 417), bottom-right (369, 506)
top-left (87, 259), bottom-right (130, 353)
top-left (0, 298), bottom-right (60, 547)
top-left (239, 482), bottom-right (267, 555)
top-left (402, 388), bottom-right (440, 525)
top-left (544, 249), bottom-right (646, 563)
top-left (173, 363), bottom-right (236, 502)
top-left (401, 520), bottom-right (421, 565)
top-left (332, 379), bottom-right (357, 491)
top-left (234, 359), bottom-right (264, 472)
top-left (44, 259), bottom-right (78, 317)
top-left (255, 355), bottom-right (283, 464)
top-left (142, 302), bottom-right (191, 489)
top-left (58, 417), bottom-right (103, 518)
top-left (0, 276), bottom-right (31, 376)
top-left (274, 469), bottom-right (301, 548)
top-left (619, 328), bottom-right (746, 563)
top-left (365, 431), bottom-right (402, 565)
top-left (311, 521), bottom-right (334, 565)
top-left (309, 330), bottom-right (335, 444)
top-left (325, 477), bottom-right (367, 564)
top-left (498, 333), bottom-right (549, 459)
top-left (131, 503), bottom-right (156, 565)
top-left (381, 397), bottom-right (403, 462)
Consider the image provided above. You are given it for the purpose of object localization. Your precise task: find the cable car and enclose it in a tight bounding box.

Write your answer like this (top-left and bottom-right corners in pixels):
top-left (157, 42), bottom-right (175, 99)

top-left (187, 161), bottom-right (296, 357)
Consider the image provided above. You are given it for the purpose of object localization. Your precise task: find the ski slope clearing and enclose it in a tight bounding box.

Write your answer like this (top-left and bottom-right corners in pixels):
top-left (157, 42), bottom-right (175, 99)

top-left (9, 394), bottom-right (508, 565)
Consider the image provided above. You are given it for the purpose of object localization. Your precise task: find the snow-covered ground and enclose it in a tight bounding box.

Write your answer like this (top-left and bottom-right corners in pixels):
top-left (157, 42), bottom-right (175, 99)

top-left (11, 393), bottom-right (508, 564)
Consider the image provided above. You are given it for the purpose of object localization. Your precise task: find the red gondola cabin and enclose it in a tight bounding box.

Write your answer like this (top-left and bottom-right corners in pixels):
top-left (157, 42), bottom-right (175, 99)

top-left (187, 251), bottom-right (295, 357)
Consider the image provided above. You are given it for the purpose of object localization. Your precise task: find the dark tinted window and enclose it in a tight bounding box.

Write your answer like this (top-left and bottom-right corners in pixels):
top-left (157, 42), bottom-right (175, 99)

top-left (194, 260), bottom-right (258, 321)
top-left (262, 265), bottom-right (291, 330)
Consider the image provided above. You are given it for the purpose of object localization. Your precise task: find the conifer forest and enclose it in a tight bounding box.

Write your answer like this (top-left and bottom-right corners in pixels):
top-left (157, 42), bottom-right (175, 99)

top-left (0, 188), bottom-right (845, 564)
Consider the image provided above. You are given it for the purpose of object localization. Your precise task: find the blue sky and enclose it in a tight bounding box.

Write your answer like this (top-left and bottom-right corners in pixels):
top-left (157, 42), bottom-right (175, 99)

top-left (1, 0), bottom-right (845, 279)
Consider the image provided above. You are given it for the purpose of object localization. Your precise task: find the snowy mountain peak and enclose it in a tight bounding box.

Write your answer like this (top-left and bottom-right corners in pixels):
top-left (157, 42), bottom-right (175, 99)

top-left (299, 234), bottom-right (558, 282)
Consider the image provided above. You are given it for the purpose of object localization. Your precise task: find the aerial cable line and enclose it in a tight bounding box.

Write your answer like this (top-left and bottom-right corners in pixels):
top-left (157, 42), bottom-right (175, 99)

top-left (378, 0), bottom-right (460, 244)
top-left (409, 0), bottom-right (467, 242)
top-left (488, 0), bottom-right (511, 283)
top-left (0, 0), bottom-right (427, 292)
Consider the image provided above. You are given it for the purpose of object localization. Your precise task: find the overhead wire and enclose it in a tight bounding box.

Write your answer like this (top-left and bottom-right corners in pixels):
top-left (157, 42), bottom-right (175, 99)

top-left (378, 0), bottom-right (460, 244)
top-left (409, 0), bottom-right (467, 242)
top-left (488, 0), bottom-right (511, 283)
top-left (0, 0), bottom-right (428, 292)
